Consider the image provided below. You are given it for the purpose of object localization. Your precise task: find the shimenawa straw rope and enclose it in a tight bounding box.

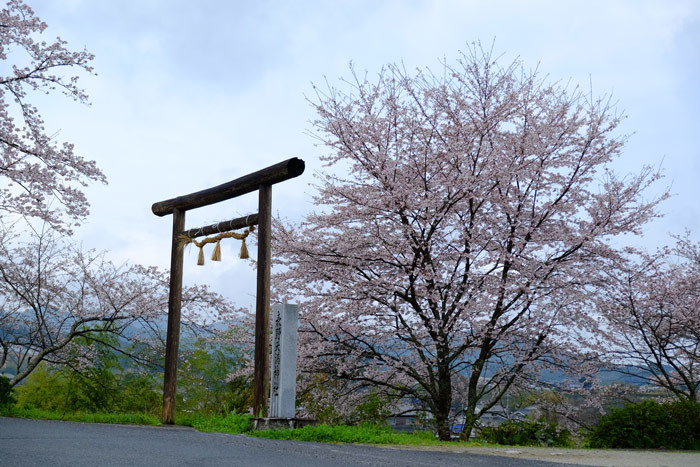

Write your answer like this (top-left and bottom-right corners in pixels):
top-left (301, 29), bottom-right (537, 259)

top-left (178, 226), bottom-right (254, 265)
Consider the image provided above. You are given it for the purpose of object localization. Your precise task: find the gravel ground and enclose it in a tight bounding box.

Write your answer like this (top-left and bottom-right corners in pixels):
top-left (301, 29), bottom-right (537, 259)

top-left (385, 445), bottom-right (700, 467)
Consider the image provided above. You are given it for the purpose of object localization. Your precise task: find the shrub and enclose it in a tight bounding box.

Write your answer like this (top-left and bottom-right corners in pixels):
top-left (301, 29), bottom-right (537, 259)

top-left (177, 338), bottom-right (253, 416)
top-left (587, 400), bottom-right (700, 450)
top-left (14, 364), bottom-right (71, 411)
top-left (349, 391), bottom-right (392, 426)
top-left (478, 419), bottom-right (572, 447)
top-left (0, 376), bottom-right (14, 407)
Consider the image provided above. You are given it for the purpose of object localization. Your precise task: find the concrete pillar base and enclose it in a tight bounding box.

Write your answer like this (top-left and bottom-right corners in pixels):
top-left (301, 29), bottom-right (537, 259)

top-left (250, 417), bottom-right (316, 431)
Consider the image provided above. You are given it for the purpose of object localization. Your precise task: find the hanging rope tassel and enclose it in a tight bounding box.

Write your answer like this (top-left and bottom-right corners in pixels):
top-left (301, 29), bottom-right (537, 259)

top-left (240, 238), bottom-right (249, 259)
top-left (212, 239), bottom-right (222, 261)
top-left (197, 246), bottom-right (205, 265)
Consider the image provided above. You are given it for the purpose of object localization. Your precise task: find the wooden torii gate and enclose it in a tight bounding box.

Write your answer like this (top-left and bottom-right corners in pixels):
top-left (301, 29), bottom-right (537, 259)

top-left (151, 158), bottom-right (305, 424)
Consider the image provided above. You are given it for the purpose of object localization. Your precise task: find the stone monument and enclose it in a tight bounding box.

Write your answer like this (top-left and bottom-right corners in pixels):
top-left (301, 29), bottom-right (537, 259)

top-left (269, 303), bottom-right (298, 418)
top-left (250, 302), bottom-right (315, 430)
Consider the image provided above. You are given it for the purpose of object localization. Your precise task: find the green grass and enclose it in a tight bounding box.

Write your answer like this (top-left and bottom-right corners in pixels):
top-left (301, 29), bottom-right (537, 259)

top-left (171, 412), bottom-right (448, 445)
top-left (0, 405), bottom-right (160, 426)
top-left (250, 423), bottom-right (448, 445)
top-left (178, 414), bottom-right (476, 447)
top-left (178, 411), bottom-right (252, 433)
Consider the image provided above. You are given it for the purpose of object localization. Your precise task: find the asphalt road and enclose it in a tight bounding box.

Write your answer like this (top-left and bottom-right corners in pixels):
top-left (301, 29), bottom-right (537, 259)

top-left (0, 417), bottom-right (581, 467)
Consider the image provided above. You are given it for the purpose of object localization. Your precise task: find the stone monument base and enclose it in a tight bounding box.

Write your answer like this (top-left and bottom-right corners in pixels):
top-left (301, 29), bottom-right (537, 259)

top-left (250, 417), bottom-right (317, 431)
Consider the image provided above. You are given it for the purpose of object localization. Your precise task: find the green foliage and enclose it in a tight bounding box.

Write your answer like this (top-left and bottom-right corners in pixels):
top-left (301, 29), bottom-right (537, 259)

top-left (64, 363), bottom-right (121, 413)
top-left (298, 377), bottom-right (395, 426)
top-left (17, 337), bottom-right (121, 412)
top-left (0, 376), bottom-right (14, 407)
top-left (119, 373), bottom-right (162, 416)
top-left (349, 390), bottom-right (392, 425)
top-left (10, 333), bottom-right (251, 421)
top-left (177, 337), bottom-right (252, 416)
top-left (14, 363), bottom-right (71, 410)
top-left (15, 361), bottom-right (122, 413)
top-left (302, 399), bottom-right (342, 425)
top-left (14, 341), bottom-right (161, 416)
top-left (587, 400), bottom-right (700, 450)
top-left (478, 419), bottom-right (573, 447)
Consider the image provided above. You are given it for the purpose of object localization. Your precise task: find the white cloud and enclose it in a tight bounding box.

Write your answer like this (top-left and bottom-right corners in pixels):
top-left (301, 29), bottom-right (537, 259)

top-left (23, 0), bottom-right (700, 302)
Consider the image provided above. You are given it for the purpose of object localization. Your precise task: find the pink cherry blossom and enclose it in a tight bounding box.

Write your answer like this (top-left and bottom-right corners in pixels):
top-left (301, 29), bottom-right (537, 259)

top-left (0, 0), bottom-right (105, 233)
top-left (595, 235), bottom-right (699, 402)
top-left (273, 44), bottom-right (666, 440)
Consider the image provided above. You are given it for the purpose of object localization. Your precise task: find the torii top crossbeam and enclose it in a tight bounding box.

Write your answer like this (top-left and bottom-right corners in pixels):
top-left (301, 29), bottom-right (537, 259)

top-left (152, 157), bottom-right (305, 216)
top-left (152, 157), bottom-right (305, 424)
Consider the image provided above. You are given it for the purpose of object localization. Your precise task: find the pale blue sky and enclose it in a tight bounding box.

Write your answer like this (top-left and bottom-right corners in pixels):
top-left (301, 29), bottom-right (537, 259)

top-left (24, 0), bottom-right (700, 306)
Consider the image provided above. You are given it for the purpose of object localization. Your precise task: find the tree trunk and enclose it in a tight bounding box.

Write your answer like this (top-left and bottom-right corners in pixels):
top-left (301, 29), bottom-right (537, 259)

top-left (0, 343), bottom-right (7, 369)
top-left (435, 413), bottom-right (451, 441)
top-left (460, 403), bottom-right (478, 441)
top-left (435, 349), bottom-right (453, 441)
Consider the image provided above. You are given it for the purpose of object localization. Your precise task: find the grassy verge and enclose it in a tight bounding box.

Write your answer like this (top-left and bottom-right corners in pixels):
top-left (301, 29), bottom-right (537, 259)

top-left (0, 407), bottom-right (484, 447)
top-left (178, 411), bottom-right (252, 433)
top-left (0, 405), bottom-right (160, 426)
top-left (250, 423), bottom-right (451, 445)
top-left (178, 412), bottom-right (479, 447)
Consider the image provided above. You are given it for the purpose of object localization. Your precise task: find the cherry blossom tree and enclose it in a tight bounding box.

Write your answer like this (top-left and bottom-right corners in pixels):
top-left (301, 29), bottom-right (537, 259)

top-left (0, 0), bottom-right (104, 233)
top-left (274, 46), bottom-right (665, 440)
top-left (596, 237), bottom-right (700, 402)
top-left (0, 224), bottom-right (238, 388)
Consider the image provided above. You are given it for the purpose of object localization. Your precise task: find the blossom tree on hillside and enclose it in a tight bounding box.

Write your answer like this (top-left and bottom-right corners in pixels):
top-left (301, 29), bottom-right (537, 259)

top-left (0, 226), bottom-right (238, 388)
top-left (274, 46), bottom-right (665, 439)
top-left (597, 236), bottom-right (699, 401)
top-left (0, 0), bottom-right (104, 232)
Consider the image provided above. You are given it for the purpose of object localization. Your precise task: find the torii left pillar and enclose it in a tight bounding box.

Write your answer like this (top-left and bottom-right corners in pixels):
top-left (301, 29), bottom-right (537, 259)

top-left (152, 158), bottom-right (305, 424)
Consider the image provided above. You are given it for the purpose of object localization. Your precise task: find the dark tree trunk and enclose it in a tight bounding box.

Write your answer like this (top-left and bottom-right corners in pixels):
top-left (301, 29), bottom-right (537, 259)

top-left (435, 347), bottom-right (453, 441)
top-left (460, 403), bottom-right (479, 441)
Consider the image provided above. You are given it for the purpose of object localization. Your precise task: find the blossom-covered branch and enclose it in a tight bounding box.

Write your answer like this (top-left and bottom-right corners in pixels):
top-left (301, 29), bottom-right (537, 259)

top-left (0, 224), bottom-right (242, 388)
top-left (596, 236), bottom-right (699, 402)
top-left (0, 0), bottom-right (105, 233)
